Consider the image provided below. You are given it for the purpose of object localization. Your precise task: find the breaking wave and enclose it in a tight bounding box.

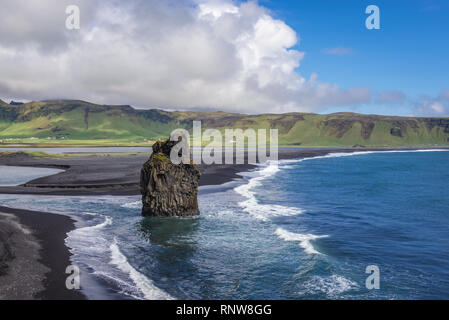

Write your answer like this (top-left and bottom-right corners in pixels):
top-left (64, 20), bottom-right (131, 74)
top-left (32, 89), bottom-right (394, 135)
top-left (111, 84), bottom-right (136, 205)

top-left (234, 162), bottom-right (303, 221)
top-left (275, 227), bottom-right (328, 255)
top-left (109, 238), bottom-right (173, 300)
top-left (121, 201), bottom-right (142, 209)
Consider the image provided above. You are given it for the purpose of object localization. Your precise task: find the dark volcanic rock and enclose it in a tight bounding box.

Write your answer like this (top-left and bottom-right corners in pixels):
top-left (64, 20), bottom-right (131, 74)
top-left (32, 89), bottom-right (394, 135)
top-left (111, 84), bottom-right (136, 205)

top-left (140, 139), bottom-right (201, 217)
top-left (9, 101), bottom-right (24, 106)
top-left (390, 127), bottom-right (402, 137)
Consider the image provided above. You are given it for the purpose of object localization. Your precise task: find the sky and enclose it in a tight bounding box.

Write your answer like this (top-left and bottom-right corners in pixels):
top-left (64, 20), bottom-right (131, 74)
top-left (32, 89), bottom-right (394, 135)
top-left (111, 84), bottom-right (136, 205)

top-left (0, 0), bottom-right (448, 116)
top-left (259, 0), bottom-right (449, 115)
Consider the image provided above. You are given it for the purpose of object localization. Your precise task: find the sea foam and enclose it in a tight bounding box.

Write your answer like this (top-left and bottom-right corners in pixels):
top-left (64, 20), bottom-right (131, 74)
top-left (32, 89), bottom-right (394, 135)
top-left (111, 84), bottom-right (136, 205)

top-left (83, 215), bottom-right (112, 231)
top-left (66, 214), bottom-right (114, 258)
top-left (275, 228), bottom-right (328, 255)
top-left (121, 201), bottom-right (142, 209)
top-left (109, 238), bottom-right (173, 300)
top-left (67, 212), bottom-right (172, 300)
top-left (299, 274), bottom-right (359, 298)
top-left (274, 149), bottom-right (449, 171)
top-left (234, 161), bottom-right (302, 221)
top-left (300, 148), bottom-right (449, 161)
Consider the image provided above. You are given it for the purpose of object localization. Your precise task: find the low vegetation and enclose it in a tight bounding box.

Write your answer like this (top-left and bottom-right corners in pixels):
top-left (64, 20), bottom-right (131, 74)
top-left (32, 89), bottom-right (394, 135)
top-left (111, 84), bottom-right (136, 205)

top-left (1, 100), bottom-right (449, 147)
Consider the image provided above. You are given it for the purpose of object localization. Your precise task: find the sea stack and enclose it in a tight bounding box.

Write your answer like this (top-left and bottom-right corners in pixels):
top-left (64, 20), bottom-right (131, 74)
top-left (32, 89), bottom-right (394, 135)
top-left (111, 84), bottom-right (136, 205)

top-left (140, 139), bottom-right (201, 217)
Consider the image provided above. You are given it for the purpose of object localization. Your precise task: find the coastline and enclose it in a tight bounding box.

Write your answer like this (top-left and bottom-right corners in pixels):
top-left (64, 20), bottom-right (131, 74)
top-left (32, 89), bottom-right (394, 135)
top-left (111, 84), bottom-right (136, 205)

top-left (1, 147), bottom-right (441, 196)
top-left (0, 206), bottom-right (85, 300)
top-left (1, 146), bottom-right (449, 300)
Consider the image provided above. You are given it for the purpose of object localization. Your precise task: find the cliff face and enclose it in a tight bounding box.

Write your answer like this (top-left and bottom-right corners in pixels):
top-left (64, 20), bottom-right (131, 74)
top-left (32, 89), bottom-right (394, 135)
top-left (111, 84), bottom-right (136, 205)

top-left (140, 139), bottom-right (201, 217)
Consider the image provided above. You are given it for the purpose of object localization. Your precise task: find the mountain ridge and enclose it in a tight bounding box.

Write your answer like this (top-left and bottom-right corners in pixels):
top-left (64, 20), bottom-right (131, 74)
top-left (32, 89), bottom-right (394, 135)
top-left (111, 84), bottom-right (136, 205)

top-left (1, 99), bottom-right (449, 147)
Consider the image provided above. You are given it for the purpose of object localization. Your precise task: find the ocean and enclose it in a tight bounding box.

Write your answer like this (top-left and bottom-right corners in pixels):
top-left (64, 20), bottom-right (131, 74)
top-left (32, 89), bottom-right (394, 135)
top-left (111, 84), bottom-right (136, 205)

top-left (0, 149), bottom-right (448, 299)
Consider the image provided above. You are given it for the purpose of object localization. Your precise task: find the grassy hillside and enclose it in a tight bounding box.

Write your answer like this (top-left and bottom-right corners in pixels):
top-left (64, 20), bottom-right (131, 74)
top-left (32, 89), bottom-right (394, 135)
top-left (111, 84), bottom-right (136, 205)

top-left (1, 99), bottom-right (449, 147)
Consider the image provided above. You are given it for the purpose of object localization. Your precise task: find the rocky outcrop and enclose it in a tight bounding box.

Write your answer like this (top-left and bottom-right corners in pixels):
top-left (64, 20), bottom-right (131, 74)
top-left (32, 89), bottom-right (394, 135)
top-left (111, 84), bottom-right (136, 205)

top-left (140, 139), bottom-right (201, 217)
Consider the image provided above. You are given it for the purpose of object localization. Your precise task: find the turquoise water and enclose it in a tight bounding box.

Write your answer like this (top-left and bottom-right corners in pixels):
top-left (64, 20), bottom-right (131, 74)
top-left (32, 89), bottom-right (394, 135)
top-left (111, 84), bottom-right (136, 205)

top-left (0, 166), bottom-right (64, 186)
top-left (0, 150), bottom-right (448, 299)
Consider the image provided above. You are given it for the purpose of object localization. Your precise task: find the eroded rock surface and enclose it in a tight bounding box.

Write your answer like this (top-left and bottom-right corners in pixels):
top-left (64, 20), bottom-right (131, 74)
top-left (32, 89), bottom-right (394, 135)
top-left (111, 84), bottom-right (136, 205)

top-left (140, 139), bottom-right (201, 217)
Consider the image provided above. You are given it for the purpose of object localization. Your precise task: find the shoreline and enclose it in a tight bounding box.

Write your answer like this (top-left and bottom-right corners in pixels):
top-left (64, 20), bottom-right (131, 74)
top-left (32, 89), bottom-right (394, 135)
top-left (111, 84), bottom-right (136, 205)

top-left (0, 206), bottom-right (86, 300)
top-left (2, 147), bottom-right (447, 196)
top-left (1, 146), bottom-right (448, 300)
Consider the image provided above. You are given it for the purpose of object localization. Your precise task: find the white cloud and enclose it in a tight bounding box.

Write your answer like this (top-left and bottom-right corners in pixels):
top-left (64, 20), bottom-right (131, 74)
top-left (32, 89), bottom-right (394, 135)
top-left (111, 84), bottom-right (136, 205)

top-left (413, 90), bottom-right (449, 116)
top-left (430, 102), bottom-right (445, 114)
top-left (198, 0), bottom-right (239, 19)
top-left (0, 0), bottom-right (372, 113)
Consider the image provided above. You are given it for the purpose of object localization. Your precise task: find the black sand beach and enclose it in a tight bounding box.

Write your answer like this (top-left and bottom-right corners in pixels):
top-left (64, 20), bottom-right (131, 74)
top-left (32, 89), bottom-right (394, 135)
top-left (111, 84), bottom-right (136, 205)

top-left (0, 146), bottom-right (447, 299)
top-left (0, 148), bottom-right (365, 196)
top-left (0, 206), bottom-right (85, 300)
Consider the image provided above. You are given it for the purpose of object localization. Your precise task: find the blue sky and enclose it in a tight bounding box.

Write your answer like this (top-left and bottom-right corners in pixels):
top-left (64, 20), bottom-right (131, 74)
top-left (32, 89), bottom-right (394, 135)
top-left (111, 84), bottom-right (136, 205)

top-left (259, 0), bottom-right (449, 115)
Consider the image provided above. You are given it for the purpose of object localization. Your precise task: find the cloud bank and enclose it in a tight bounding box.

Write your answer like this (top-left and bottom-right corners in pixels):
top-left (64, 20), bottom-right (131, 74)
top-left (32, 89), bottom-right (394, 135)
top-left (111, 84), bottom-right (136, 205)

top-left (413, 90), bottom-right (449, 116)
top-left (1, 0), bottom-right (373, 113)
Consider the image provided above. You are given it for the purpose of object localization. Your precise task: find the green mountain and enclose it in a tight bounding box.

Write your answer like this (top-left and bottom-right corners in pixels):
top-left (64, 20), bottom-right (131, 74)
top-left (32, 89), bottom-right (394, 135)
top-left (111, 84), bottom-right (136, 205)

top-left (1, 99), bottom-right (449, 147)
